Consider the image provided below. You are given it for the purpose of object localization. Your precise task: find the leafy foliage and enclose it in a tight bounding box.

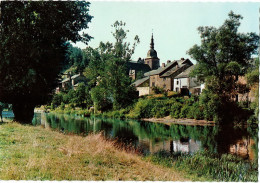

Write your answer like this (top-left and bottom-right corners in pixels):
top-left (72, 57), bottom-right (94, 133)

top-left (85, 21), bottom-right (139, 111)
top-left (0, 1), bottom-right (92, 123)
top-left (188, 11), bottom-right (259, 123)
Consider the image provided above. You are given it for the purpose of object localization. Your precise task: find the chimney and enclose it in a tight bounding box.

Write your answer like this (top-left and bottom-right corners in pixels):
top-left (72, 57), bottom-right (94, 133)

top-left (181, 58), bottom-right (184, 60)
top-left (162, 63), bottom-right (165, 68)
top-left (167, 60), bottom-right (171, 64)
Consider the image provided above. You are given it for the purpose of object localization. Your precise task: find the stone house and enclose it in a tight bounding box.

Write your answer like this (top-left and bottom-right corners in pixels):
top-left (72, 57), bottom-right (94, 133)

top-left (173, 65), bottom-right (204, 95)
top-left (134, 58), bottom-right (196, 96)
top-left (133, 76), bottom-right (150, 96)
top-left (56, 72), bottom-right (87, 92)
top-left (145, 58), bottom-right (193, 91)
top-left (127, 60), bottom-right (151, 80)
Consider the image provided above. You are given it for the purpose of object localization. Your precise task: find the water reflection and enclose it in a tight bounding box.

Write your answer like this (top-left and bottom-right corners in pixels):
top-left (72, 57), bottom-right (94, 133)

top-left (33, 113), bottom-right (258, 161)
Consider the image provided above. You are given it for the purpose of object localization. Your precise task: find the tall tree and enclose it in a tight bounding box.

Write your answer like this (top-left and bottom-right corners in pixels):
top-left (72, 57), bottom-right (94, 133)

top-left (86, 21), bottom-right (139, 111)
top-left (188, 11), bottom-right (259, 122)
top-left (188, 11), bottom-right (258, 97)
top-left (0, 1), bottom-right (92, 123)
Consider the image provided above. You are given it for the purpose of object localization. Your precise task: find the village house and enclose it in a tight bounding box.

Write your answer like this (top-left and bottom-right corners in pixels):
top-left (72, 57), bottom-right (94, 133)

top-left (132, 34), bottom-right (204, 96)
top-left (127, 59), bottom-right (151, 80)
top-left (134, 58), bottom-right (203, 96)
top-left (173, 65), bottom-right (204, 95)
top-left (56, 72), bottom-right (87, 93)
top-left (145, 58), bottom-right (193, 91)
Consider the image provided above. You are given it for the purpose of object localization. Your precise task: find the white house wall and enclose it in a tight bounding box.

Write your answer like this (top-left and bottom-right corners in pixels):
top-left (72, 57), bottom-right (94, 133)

top-left (173, 78), bottom-right (189, 92)
top-left (137, 87), bottom-right (150, 96)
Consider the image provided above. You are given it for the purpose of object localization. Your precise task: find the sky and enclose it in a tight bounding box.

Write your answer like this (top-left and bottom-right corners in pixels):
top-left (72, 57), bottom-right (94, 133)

top-left (74, 1), bottom-right (259, 64)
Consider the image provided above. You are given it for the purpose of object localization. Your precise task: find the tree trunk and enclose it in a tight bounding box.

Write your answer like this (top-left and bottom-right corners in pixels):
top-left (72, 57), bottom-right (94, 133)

top-left (12, 103), bottom-right (35, 124)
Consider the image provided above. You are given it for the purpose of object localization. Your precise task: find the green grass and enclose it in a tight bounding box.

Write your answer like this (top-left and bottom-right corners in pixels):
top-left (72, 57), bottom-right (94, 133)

top-left (146, 150), bottom-right (258, 182)
top-left (0, 121), bottom-right (189, 181)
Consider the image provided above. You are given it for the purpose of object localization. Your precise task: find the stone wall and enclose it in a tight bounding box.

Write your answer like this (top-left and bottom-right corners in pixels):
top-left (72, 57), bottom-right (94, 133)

top-left (137, 87), bottom-right (150, 96)
top-left (150, 75), bottom-right (173, 91)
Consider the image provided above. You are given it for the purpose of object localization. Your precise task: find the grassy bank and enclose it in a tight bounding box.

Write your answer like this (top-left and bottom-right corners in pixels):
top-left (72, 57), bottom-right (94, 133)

top-left (0, 122), bottom-right (189, 181)
top-left (147, 150), bottom-right (258, 182)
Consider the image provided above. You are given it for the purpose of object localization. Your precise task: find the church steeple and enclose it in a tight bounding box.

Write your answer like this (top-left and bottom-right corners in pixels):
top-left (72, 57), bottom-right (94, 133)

top-left (146, 33), bottom-right (157, 59)
top-left (145, 33), bottom-right (160, 70)
top-left (150, 33), bottom-right (154, 49)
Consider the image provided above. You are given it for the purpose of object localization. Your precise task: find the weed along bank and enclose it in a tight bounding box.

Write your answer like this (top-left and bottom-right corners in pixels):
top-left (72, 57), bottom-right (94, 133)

top-left (0, 1), bottom-right (258, 182)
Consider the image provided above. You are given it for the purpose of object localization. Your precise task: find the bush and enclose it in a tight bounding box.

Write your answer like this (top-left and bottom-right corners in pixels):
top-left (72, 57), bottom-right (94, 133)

top-left (189, 102), bottom-right (204, 120)
top-left (152, 86), bottom-right (166, 94)
top-left (199, 90), bottom-right (220, 121)
top-left (170, 102), bottom-right (182, 118)
top-left (180, 104), bottom-right (190, 118)
top-left (52, 93), bottom-right (63, 108)
top-left (60, 102), bottom-right (65, 110)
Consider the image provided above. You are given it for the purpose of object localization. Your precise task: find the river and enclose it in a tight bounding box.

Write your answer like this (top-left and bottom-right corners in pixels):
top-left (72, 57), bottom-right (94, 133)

top-left (3, 111), bottom-right (258, 161)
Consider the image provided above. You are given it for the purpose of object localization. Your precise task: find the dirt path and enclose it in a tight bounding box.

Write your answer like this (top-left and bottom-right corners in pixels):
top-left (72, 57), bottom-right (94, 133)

top-left (142, 116), bottom-right (215, 126)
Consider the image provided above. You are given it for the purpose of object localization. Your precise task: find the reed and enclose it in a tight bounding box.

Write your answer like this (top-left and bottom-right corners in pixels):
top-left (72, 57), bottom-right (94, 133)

top-left (147, 150), bottom-right (258, 182)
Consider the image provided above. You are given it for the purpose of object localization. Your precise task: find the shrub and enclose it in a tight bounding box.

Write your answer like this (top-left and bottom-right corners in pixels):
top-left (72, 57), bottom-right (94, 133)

top-left (170, 102), bottom-right (182, 118)
top-left (199, 90), bottom-right (220, 121)
top-left (152, 86), bottom-right (166, 94)
top-left (189, 102), bottom-right (204, 120)
top-left (60, 102), bottom-right (65, 110)
top-left (180, 104), bottom-right (190, 118)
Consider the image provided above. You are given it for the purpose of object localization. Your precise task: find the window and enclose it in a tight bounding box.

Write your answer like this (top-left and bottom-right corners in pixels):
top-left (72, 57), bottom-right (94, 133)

top-left (152, 82), bottom-right (155, 87)
top-left (176, 87), bottom-right (179, 92)
top-left (163, 84), bottom-right (166, 88)
top-left (163, 78), bottom-right (166, 81)
top-left (176, 80), bottom-right (179, 85)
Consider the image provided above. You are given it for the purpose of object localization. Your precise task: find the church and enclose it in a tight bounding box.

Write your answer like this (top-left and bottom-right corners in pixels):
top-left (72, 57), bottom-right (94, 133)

top-left (131, 34), bottom-right (203, 96)
top-left (127, 34), bottom-right (160, 80)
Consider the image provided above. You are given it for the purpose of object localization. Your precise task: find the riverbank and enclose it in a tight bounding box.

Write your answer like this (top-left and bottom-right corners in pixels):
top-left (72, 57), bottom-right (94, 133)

top-left (0, 121), bottom-right (189, 181)
top-left (142, 116), bottom-right (215, 126)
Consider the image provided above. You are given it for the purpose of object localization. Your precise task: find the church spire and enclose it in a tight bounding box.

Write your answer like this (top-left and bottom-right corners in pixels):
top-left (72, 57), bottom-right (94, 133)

top-left (150, 33), bottom-right (154, 49)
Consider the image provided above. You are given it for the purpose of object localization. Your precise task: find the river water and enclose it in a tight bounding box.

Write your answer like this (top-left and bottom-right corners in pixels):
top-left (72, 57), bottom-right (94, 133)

top-left (3, 111), bottom-right (258, 161)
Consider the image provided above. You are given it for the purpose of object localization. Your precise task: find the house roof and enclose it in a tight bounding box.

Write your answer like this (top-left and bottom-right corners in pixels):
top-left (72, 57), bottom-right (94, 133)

top-left (144, 61), bottom-right (176, 76)
top-left (132, 76), bottom-right (149, 87)
top-left (175, 65), bottom-right (195, 78)
top-left (61, 73), bottom-right (84, 83)
top-left (144, 59), bottom-right (192, 77)
top-left (62, 78), bottom-right (70, 83)
top-left (71, 74), bottom-right (80, 79)
top-left (127, 61), bottom-right (151, 72)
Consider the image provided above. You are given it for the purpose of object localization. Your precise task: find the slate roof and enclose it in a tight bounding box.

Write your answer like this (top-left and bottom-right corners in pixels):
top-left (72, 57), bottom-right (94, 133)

top-left (144, 59), bottom-right (192, 77)
top-left (62, 78), bottom-right (70, 83)
top-left (71, 74), bottom-right (80, 79)
top-left (144, 61), bottom-right (176, 76)
top-left (175, 65), bottom-right (195, 78)
top-left (132, 76), bottom-right (149, 87)
top-left (127, 61), bottom-right (151, 73)
top-left (61, 73), bottom-right (84, 83)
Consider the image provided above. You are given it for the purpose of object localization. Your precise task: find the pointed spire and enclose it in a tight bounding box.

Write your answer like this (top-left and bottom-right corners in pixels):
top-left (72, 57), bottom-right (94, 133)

top-left (150, 33), bottom-right (154, 49)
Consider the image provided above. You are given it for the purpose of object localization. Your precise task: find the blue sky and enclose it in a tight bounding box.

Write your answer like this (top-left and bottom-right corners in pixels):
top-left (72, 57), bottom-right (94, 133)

top-left (75, 1), bottom-right (259, 64)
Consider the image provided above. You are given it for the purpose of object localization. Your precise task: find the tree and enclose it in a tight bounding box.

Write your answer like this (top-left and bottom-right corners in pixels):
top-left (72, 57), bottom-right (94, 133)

top-left (86, 21), bottom-right (139, 111)
top-left (61, 43), bottom-right (90, 73)
top-left (188, 11), bottom-right (259, 122)
top-left (0, 1), bottom-right (92, 123)
top-left (246, 58), bottom-right (259, 119)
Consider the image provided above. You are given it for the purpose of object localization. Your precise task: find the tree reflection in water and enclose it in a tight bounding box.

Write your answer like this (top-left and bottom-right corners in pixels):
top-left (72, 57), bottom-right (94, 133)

top-left (32, 113), bottom-right (257, 161)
